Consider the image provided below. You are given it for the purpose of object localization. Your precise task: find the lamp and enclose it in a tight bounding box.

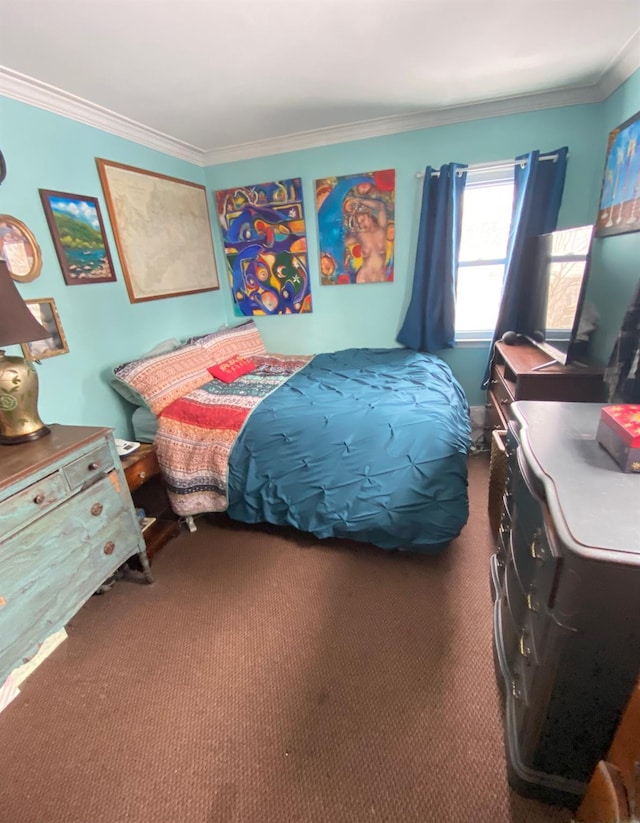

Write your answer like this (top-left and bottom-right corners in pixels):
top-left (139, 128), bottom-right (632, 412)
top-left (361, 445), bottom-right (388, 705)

top-left (0, 260), bottom-right (51, 444)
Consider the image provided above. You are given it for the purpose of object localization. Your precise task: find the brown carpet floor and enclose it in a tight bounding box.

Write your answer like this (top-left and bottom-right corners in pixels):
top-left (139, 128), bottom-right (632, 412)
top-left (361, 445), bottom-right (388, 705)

top-left (0, 455), bottom-right (574, 823)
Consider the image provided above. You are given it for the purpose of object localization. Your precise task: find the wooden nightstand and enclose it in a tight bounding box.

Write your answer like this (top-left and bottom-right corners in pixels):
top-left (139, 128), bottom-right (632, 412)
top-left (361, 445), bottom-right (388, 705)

top-left (120, 444), bottom-right (180, 562)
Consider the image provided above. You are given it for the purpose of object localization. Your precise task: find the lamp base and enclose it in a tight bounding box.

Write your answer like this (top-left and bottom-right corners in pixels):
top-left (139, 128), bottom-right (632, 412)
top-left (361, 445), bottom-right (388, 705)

top-left (0, 425), bottom-right (51, 446)
top-left (0, 350), bottom-right (50, 446)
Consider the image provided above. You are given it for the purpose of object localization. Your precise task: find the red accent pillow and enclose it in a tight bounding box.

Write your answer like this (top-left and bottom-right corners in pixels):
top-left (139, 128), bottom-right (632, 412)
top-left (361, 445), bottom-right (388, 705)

top-left (208, 355), bottom-right (256, 383)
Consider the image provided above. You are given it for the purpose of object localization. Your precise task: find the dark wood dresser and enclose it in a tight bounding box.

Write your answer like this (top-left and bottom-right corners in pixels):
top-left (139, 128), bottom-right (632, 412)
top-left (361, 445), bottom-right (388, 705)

top-left (491, 401), bottom-right (640, 808)
top-left (486, 340), bottom-right (605, 435)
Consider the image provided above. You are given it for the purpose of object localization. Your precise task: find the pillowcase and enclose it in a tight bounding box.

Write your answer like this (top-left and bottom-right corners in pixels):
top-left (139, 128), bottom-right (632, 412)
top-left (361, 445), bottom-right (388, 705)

top-left (111, 338), bottom-right (183, 408)
top-left (112, 343), bottom-right (211, 415)
top-left (186, 320), bottom-right (267, 364)
top-left (208, 355), bottom-right (256, 383)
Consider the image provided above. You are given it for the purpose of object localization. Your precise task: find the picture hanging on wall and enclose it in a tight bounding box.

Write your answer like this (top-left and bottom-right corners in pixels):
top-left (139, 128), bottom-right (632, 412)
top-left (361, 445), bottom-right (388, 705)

top-left (21, 298), bottom-right (69, 360)
top-left (214, 178), bottom-right (312, 315)
top-left (315, 169), bottom-right (395, 285)
top-left (595, 110), bottom-right (640, 238)
top-left (96, 158), bottom-right (219, 303)
top-left (39, 189), bottom-right (117, 285)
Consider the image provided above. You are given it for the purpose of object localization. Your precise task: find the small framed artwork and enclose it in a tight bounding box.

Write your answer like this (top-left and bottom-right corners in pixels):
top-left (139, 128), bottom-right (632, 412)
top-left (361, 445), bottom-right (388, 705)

top-left (38, 189), bottom-right (117, 284)
top-left (0, 214), bottom-right (42, 282)
top-left (21, 298), bottom-right (69, 360)
top-left (595, 110), bottom-right (640, 238)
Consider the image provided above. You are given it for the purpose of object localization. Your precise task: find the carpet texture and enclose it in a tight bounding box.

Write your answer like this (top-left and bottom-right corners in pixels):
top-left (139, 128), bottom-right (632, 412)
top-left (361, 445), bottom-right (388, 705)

top-left (0, 455), bottom-right (573, 823)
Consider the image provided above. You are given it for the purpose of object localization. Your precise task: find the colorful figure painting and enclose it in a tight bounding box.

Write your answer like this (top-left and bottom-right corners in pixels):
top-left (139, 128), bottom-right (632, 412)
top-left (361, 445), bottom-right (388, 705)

top-left (214, 178), bottom-right (312, 315)
top-left (315, 169), bottom-right (395, 285)
top-left (596, 110), bottom-right (640, 238)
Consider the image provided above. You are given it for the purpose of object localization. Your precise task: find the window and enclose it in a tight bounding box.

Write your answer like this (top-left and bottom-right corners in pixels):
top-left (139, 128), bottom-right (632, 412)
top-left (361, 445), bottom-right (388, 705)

top-left (455, 166), bottom-right (514, 339)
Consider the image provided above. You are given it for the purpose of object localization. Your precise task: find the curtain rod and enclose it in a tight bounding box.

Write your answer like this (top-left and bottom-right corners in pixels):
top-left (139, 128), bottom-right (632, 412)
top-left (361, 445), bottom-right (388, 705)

top-left (417, 152), bottom-right (562, 178)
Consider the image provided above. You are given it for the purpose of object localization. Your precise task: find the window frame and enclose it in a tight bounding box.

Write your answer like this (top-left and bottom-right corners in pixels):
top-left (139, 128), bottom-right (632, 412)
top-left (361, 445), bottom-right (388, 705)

top-left (455, 165), bottom-right (515, 342)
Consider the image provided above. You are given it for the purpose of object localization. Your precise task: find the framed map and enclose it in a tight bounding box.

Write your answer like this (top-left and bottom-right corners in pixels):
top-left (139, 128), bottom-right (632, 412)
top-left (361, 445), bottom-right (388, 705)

top-left (96, 159), bottom-right (219, 302)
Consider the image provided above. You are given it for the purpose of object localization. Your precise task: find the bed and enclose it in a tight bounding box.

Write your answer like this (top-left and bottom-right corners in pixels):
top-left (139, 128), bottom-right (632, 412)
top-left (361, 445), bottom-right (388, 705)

top-left (112, 322), bottom-right (471, 553)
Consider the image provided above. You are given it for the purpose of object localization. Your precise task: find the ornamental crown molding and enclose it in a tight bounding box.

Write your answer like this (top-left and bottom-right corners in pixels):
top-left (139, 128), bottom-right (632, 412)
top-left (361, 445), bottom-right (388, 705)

top-left (1, 31), bottom-right (639, 167)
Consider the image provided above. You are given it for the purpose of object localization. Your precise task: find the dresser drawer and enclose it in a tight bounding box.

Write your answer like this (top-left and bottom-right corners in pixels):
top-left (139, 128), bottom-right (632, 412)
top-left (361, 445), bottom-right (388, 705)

top-left (0, 471), bottom-right (68, 538)
top-left (124, 448), bottom-right (160, 493)
top-left (62, 442), bottom-right (114, 490)
top-left (0, 474), bottom-right (141, 678)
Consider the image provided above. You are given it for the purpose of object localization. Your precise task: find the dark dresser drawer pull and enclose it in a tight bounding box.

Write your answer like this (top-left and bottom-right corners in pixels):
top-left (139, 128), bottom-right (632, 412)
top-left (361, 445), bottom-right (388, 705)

top-left (526, 592), bottom-right (539, 612)
top-left (33, 493), bottom-right (45, 505)
top-left (91, 503), bottom-right (104, 517)
top-left (88, 462), bottom-right (99, 471)
top-left (529, 528), bottom-right (545, 560)
top-left (519, 633), bottom-right (532, 661)
top-left (103, 541), bottom-right (115, 555)
top-left (512, 679), bottom-right (522, 701)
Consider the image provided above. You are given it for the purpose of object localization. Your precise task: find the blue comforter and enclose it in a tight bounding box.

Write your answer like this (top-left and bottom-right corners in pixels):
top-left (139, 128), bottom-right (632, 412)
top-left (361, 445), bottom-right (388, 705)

top-left (227, 348), bottom-right (471, 552)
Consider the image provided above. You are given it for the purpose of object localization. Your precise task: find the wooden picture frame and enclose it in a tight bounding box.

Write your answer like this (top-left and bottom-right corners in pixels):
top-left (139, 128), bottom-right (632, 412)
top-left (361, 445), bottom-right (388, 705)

top-left (95, 158), bottom-right (219, 303)
top-left (38, 189), bottom-right (117, 285)
top-left (596, 110), bottom-right (640, 238)
top-left (0, 214), bottom-right (42, 282)
top-left (21, 298), bottom-right (69, 360)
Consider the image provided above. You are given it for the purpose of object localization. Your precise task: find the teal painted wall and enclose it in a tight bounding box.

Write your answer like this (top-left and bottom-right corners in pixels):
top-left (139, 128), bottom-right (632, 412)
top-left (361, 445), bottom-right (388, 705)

top-left (586, 71), bottom-right (640, 368)
top-left (206, 102), bottom-right (605, 405)
top-left (0, 97), bottom-right (227, 437)
top-left (2, 71), bottom-right (637, 434)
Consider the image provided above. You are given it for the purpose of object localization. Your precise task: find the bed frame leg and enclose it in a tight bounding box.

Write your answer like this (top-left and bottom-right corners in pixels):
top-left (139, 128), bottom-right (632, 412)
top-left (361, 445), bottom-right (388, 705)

top-left (185, 516), bottom-right (197, 533)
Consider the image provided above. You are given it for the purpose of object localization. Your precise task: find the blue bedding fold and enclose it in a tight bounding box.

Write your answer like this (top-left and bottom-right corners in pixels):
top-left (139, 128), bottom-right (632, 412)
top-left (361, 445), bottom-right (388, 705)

top-left (227, 348), bottom-right (471, 552)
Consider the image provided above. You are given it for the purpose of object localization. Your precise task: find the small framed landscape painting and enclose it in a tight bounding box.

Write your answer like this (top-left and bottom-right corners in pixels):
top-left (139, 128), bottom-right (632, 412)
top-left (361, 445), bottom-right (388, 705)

top-left (39, 189), bottom-right (117, 285)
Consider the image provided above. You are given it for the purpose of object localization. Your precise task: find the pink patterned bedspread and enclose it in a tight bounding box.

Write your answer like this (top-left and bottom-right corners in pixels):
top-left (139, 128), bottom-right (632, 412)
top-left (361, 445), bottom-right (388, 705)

top-left (155, 354), bottom-right (311, 517)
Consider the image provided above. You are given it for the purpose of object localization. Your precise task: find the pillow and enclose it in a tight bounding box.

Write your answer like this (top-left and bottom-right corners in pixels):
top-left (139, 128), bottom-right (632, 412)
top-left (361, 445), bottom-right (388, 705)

top-left (208, 355), bottom-right (256, 383)
top-left (186, 320), bottom-right (266, 364)
top-left (112, 343), bottom-right (211, 415)
top-left (111, 338), bottom-right (183, 408)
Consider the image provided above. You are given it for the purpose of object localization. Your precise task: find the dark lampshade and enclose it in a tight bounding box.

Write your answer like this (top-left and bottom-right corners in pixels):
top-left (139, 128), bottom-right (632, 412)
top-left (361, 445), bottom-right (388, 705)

top-left (0, 259), bottom-right (51, 444)
top-left (0, 260), bottom-right (50, 346)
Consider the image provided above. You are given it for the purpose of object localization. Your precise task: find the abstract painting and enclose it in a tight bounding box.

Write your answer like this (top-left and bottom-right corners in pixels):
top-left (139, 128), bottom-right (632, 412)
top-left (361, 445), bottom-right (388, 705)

top-left (596, 110), bottom-right (640, 238)
top-left (214, 178), bottom-right (311, 315)
top-left (315, 169), bottom-right (395, 285)
top-left (39, 190), bottom-right (116, 285)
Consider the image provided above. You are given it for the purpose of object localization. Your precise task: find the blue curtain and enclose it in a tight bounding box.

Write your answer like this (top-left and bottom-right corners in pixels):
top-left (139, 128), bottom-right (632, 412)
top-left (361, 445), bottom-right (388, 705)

top-left (481, 147), bottom-right (568, 387)
top-left (397, 163), bottom-right (468, 353)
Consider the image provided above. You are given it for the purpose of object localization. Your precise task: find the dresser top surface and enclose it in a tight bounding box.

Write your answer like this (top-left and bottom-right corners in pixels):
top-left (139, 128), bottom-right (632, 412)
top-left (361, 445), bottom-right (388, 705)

top-left (0, 424), bottom-right (112, 490)
top-left (513, 401), bottom-right (640, 558)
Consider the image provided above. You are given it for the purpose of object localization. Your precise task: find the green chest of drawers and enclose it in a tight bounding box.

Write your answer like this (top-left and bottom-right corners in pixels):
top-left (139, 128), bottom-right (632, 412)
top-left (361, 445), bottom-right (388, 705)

top-left (0, 425), bottom-right (153, 684)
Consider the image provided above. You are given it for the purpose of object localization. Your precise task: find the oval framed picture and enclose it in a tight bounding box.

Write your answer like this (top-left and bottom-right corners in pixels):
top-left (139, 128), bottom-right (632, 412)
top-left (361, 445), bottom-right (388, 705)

top-left (0, 214), bottom-right (42, 282)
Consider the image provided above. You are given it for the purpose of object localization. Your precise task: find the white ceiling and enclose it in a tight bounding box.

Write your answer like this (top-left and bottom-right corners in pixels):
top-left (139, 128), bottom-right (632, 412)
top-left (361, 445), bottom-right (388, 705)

top-left (1, 0), bottom-right (640, 163)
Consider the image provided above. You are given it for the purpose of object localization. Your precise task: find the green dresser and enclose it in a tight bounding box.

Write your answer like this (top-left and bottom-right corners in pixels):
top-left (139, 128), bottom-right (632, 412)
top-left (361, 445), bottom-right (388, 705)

top-left (0, 425), bottom-right (153, 684)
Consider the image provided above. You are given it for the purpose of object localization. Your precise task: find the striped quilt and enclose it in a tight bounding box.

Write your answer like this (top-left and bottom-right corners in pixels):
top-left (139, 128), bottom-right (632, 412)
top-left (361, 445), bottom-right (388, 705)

top-left (155, 354), bottom-right (311, 516)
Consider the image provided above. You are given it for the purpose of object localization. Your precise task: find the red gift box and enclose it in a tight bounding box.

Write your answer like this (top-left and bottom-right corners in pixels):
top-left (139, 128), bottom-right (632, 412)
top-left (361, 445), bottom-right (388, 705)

top-left (596, 404), bottom-right (640, 473)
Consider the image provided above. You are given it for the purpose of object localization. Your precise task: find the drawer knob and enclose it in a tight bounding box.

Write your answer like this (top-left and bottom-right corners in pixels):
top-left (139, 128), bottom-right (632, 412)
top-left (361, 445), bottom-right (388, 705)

top-left (519, 633), bottom-right (532, 661)
top-left (103, 541), bottom-right (115, 555)
top-left (511, 679), bottom-right (522, 701)
top-left (33, 493), bottom-right (45, 505)
top-left (88, 462), bottom-right (99, 471)
top-left (138, 471), bottom-right (146, 480)
top-left (91, 503), bottom-right (104, 516)
top-left (500, 398), bottom-right (510, 405)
